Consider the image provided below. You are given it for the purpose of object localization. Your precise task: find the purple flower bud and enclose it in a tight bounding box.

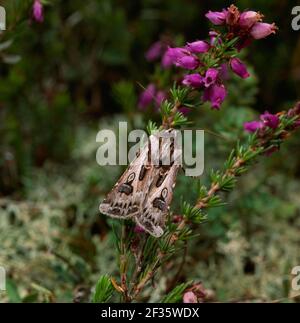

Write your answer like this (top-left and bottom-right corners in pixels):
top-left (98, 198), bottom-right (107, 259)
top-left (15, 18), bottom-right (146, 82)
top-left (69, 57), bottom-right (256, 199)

top-left (32, 0), bottom-right (44, 23)
top-left (166, 47), bottom-right (199, 69)
top-left (239, 11), bottom-right (262, 29)
top-left (205, 10), bottom-right (227, 25)
top-left (177, 55), bottom-right (200, 70)
top-left (186, 41), bottom-right (210, 54)
top-left (182, 73), bottom-right (203, 88)
top-left (134, 225), bottom-right (145, 234)
top-left (138, 83), bottom-right (156, 110)
top-left (204, 68), bottom-right (219, 88)
top-left (165, 47), bottom-right (187, 62)
top-left (250, 22), bottom-right (277, 39)
top-left (161, 51), bottom-right (173, 69)
top-left (230, 58), bottom-right (250, 79)
top-left (145, 41), bottom-right (163, 61)
top-left (244, 121), bottom-right (263, 132)
top-left (260, 111), bottom-right (279, 129)
top-left (183, 291), bottom-right (198, 303)
top-left (203, 83), bottom-right (227, 110)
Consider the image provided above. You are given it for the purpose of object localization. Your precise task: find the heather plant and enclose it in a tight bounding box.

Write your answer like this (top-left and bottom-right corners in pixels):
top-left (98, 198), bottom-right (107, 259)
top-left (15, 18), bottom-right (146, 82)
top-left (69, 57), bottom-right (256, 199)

top-left (95, 5), bottom-right (300, 303)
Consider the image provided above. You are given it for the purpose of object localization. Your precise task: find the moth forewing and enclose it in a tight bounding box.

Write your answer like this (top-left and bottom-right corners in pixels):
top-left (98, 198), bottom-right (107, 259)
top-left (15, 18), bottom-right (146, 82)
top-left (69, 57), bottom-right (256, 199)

top-left (135, 130), bottom-right (182, 237)
top-left (135, 163), bottom-right (180, 237)
top-left (99, 142), bottom-right (153, 219)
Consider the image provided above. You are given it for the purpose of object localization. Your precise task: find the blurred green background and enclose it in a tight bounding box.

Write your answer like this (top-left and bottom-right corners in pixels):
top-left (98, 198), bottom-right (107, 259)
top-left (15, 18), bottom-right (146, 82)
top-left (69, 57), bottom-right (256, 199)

top-left (0, 0), bottom-right (299, 302)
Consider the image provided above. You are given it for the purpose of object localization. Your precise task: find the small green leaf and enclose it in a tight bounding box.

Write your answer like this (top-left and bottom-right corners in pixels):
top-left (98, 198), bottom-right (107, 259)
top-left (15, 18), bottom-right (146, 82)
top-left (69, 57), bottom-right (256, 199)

top-left (161, 282), bottom-right (192, 303)
top-left (92, 275), bottom-right (114, 303)
top-left (146, 120), bottom-right (159, 135)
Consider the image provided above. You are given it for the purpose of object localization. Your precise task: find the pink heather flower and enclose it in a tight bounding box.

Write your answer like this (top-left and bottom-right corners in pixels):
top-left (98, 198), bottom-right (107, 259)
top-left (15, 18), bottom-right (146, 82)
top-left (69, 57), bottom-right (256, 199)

top-left (183, 291), bottom-right (198, 303)
top-left (203, 83), bottom-right (227, 110)
top-left (167, 47), bottom-right (199, 69)
top-left (186, 41), bottom-right (210, 54)
top-left (155, 91), bottom-right (168, 108)
top-left (230, 58), bottom-right (250, 79)
top-left (205, 10), bottom-right (227, 25)
top-left (161, 51), bottom-right (173, 69)
top-left (32, 0), bottom-right (44, 23)
top-left (145, 41), bottom-right (163, 61)
top-left (138, 83), bottom-right (156, 109)
top-left (134, 225), bottom-right (145, 234)
top-left (177, 55), bottom-right (199, 70)
top-left (239, 11), bottom-right (262, 29)
top-left (244, 121), bottom-right (263, 132)
top-left (182, 73), bottom-right (203, 88)
top-left (244, 112), bottom-right (279, 133)
top-left (250, 22), bottom-right (277, 39)
top-left (260, 111), bottom-right (280, 129)
top-left (204, 68), bottom-right (219, 88)
top-left (166, 47), bottom-right (188, 62)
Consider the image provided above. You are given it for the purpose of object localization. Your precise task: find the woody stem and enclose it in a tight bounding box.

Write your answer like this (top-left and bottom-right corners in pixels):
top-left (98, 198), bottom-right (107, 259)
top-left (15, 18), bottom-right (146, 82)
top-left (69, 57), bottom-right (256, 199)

top-left (131, 219), bottom-right (187, 301)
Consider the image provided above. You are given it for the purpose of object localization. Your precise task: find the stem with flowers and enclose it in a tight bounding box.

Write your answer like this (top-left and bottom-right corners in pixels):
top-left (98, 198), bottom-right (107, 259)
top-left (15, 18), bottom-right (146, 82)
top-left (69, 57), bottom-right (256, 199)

top-left (94, 4), bottom-right (300, 303)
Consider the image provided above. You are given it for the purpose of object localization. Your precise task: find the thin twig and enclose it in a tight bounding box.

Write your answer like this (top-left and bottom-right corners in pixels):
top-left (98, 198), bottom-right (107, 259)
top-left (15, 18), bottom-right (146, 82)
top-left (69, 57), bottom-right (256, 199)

top-left (130, 235), bottom-right (147, 292)
top-left (131, 220), bottom-right (187, 300)
top-left (119, 224), bottom-right (130, 302)
top-left (168, 242), bottom-right (188, 291)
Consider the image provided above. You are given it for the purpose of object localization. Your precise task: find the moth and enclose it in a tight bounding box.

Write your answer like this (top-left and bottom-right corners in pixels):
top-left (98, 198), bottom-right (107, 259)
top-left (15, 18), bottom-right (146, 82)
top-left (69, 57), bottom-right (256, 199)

top-left (99, 129), bottom-right (182, 237)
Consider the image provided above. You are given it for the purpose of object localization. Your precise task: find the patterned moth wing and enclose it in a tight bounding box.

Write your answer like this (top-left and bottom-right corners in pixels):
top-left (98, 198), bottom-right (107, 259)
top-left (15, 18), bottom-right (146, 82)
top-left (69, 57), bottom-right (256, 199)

top-left (100, 129), bottom-right (182, 238)
top-left (135, 164), bottom-right (180, 237)
top-left (135, 130), bottom-right (182, 237)
top-left (99, 142), bottom-right (152, 219)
